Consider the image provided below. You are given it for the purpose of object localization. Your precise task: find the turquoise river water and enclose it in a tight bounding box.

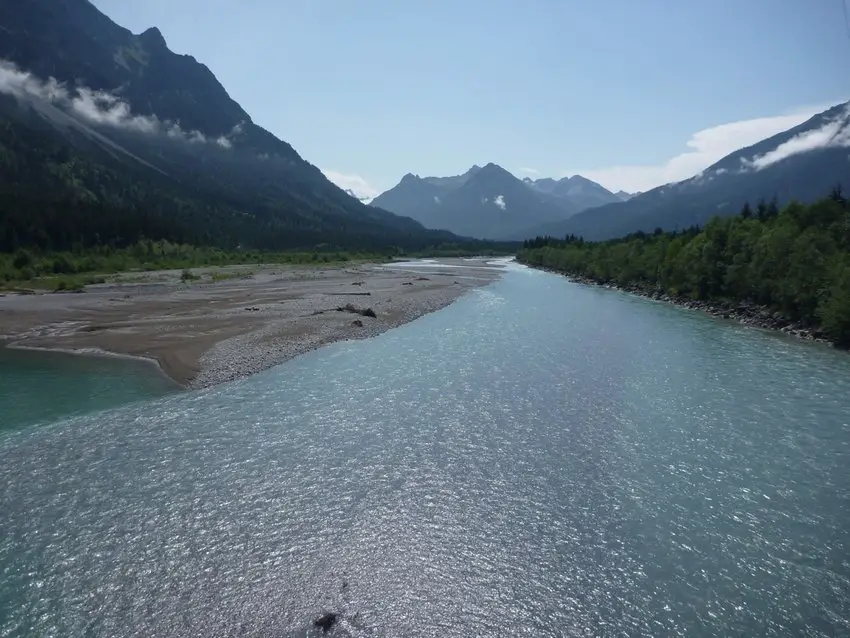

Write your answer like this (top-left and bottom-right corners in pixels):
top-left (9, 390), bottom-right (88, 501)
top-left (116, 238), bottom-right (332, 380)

top-left (1, 261), bottom-right (848, 637)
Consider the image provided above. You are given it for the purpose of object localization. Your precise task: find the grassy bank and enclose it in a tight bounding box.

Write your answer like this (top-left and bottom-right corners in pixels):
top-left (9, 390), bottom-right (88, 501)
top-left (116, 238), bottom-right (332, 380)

top-left (0, 241), bottom-right (388, 290)
top-left (1, 239), bottom-right (515, 291)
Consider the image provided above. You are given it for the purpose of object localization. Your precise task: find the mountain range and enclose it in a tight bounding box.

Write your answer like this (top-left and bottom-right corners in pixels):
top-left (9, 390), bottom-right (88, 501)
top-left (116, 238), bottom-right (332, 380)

top-left (0, 0), bottom-right (466, 254)
top-left (535, 101), bottom-right (850, 240)
top-left (371, 166), bottom-right (627, 240)
top-left (373, 101), bottom-right (849, 241)
top-left (2, 0), bottom-right (846, 254)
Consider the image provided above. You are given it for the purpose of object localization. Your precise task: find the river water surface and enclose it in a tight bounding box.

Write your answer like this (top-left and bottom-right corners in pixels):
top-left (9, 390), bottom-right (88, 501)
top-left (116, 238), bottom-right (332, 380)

top-left (1, 262), bottom-right (848, 637)
top-left (0, 346), bottom-right (177, 431)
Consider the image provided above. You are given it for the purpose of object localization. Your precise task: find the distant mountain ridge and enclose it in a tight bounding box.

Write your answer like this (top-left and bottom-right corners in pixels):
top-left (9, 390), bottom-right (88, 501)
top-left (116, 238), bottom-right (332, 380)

top-left (376, 100), bottom-right (850, 243)
top-left (523, 174), bottom-right (623, 210)
top-left (372, 165), bottom-right (620, 240)
top-left (530, 101), bottom-right (850, 240)
top-left (0, 0), bottom-right (460, 253)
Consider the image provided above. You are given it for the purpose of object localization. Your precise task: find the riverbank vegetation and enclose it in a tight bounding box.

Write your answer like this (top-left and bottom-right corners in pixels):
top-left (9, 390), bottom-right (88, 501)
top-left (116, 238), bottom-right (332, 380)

top-left (518, 191), bottom-right (850, 347)
top-left (0, 239), bottom-right (514, 290)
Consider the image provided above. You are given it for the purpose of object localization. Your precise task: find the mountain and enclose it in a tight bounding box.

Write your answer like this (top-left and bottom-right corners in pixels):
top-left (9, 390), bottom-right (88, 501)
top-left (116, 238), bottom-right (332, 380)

top-left (0, 0), bottom-right (458, 253)
top-left (532, 102), bottom-right (850, 240)
top-left (371, 163), bottom-right (581, 240)
top-left (371, 166), bottom-right (620, 240)
top-left (524, 175), bottom-right (623, 210)
top-left (344, 189), bottom-right (373, 204)
top-left (615, 190), bottom-right (637, 201)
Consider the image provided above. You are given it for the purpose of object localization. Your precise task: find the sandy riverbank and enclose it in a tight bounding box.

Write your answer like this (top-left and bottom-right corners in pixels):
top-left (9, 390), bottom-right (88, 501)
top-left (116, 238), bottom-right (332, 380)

top-left (0, 258), bottom-right (506, 387)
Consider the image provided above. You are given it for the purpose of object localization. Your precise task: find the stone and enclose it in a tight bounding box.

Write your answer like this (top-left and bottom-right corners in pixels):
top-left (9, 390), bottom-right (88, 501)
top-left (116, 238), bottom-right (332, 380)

top-left (313, 612), bottom-right (338, 633)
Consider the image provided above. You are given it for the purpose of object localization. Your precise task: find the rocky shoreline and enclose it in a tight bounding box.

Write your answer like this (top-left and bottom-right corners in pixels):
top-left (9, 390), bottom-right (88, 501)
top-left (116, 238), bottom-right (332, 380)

top-left (190, 279), bottom-right (489, 388)
top-left (525, 264), bottom-right (835, 346)
top-left (0, 259), bottom-right (505, 388)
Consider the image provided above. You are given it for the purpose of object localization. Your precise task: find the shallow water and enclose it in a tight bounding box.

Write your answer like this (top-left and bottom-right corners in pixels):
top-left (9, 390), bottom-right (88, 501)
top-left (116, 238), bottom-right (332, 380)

top-left (0, 347), bottom-right (178, 430)
top-left (1, 263), bottom-right (848, 636)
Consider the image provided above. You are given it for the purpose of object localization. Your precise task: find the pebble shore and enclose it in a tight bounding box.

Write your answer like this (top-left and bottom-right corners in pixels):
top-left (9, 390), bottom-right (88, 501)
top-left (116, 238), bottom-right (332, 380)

top-left (0, 259), bottom-right (504, 387)
top-left (191, 279), bottom-right (486, 388)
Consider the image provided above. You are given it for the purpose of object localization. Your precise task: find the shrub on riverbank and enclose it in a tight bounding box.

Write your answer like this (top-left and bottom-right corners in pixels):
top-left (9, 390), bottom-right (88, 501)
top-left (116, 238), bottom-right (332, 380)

top-left (0, 239), bottom-right (515, 288)
top-left (518, 190), bottom-right (850, 347)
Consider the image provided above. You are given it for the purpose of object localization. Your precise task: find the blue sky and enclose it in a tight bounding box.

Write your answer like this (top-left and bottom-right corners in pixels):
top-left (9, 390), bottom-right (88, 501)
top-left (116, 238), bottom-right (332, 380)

top-left (93, 0), bottom-right (848, 197)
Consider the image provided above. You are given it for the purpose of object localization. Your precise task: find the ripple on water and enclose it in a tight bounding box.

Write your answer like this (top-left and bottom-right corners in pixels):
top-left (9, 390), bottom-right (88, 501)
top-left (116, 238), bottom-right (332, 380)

top-left (1, 267), bottom-right (849, 637)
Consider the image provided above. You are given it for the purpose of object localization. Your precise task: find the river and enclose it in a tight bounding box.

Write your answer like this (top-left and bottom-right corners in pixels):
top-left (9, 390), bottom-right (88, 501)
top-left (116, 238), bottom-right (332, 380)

top-left (1, 261), bottom-right (848, 636)
top-left (0, 346), bottom-right (178, 431)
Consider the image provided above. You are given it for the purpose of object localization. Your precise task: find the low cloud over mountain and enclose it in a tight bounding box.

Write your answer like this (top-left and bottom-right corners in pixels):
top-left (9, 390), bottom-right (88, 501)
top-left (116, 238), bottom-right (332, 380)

top-left (0, 59), bottom-right (241, 148)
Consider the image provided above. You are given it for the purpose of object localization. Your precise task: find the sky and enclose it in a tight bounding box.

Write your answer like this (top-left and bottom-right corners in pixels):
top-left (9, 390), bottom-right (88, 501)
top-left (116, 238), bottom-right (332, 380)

top-left (91, 0), bottom-right (849, 198)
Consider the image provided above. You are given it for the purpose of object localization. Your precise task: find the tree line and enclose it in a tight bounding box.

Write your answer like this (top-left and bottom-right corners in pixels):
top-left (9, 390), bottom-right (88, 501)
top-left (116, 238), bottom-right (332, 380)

top-left (517, 190), bottom-right (850, 347)
top-left (0, 113), bottom-right (516, 283)
top-left (0, 111), bottom-right (521, 249)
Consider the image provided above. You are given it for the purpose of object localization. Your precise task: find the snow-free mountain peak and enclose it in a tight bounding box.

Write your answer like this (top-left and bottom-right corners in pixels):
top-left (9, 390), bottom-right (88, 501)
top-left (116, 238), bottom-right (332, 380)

top-left (371, 165), bottom-right (618, 239)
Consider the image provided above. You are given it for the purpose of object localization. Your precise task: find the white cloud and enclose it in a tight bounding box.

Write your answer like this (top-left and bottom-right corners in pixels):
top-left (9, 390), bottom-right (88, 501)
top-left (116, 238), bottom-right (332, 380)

top-left (744, 105), bottom-right (850, 170)
top-left (0, 59), bottom-right (67, 102)
top-left (566, 103), bottom-right (841, 193)
top-left (322, 169), bottom-right (381, 203)
top-left (69, 88), bottom-right (159, 133)
top-left (0, 58), bottom-right (235, 148)
top-left (493, 194), bottom-right (506, 210)
top-left (518, 167), bottom-right (539, 175)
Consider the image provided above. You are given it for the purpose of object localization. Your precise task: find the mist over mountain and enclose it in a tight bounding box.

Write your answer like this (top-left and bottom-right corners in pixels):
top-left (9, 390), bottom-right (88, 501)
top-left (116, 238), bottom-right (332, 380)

top-left (0, 0), bottom-right (462, 253)
top-left (528, 101), bottom-right (850, 240)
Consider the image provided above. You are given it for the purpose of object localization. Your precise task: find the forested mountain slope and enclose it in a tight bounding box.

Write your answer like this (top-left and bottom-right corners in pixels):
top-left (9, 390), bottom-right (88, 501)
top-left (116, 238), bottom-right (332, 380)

top-left (0, 0), bottom-right (461, 252)
top-left (534, 102), bottom-right (850, 241)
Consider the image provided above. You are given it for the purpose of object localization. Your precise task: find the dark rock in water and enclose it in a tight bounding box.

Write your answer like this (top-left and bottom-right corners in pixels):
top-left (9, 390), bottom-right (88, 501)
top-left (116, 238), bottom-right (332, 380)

top-left (313, 612), bottom-right (338, 633)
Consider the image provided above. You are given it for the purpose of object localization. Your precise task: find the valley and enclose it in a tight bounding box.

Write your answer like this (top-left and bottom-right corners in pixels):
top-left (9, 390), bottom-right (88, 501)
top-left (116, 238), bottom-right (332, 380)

top-left (0, 1), bottom-right (849, 636)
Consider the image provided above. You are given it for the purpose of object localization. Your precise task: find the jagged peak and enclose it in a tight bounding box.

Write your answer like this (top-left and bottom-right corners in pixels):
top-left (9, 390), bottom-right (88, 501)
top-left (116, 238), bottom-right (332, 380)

top-left (139, 26), bottom-right (167, 49)
top-left (478, 162), bottom-right (511, 175)
top-left (567, 174), bottom-right (598, 185)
